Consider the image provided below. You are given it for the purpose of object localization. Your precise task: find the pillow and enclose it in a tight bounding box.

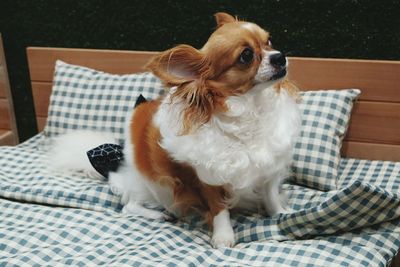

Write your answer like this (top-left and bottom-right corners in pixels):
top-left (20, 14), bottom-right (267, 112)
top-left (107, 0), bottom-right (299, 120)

top-left (44, 60), bottom-right (164, 144)
top-left (291, 89), bottom-right (361, 191)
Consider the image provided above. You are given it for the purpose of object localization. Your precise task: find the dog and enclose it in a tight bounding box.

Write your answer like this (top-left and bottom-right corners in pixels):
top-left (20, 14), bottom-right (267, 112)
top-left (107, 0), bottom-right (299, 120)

top-left (51, 12), bottom-right (301, 248)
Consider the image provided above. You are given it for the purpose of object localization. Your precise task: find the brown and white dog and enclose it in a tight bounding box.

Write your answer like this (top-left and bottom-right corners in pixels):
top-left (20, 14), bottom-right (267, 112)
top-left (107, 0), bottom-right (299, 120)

top-left (52, 12), bottom-right (301, 248)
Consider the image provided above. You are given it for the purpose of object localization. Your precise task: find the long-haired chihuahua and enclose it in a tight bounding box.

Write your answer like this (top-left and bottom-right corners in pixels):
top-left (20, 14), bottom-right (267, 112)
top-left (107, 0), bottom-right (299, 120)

top-left (52, 12), bottom-right (301, 248)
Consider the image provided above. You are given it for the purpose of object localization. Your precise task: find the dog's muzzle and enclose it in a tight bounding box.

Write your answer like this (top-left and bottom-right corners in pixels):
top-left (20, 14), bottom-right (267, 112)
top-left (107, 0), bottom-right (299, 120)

top-left (255, 51), bottom-right (288, 83)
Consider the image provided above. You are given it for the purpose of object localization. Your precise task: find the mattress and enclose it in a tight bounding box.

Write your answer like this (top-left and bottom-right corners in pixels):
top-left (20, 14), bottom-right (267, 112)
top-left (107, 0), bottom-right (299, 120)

top-left (0, 134), bottom-right (399, 266)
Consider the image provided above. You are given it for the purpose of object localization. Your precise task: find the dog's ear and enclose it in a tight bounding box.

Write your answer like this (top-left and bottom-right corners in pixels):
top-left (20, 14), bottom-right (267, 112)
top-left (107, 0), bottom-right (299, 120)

top-left (171, 80), bottom-right (229, 135)
top-left (146, 45), bottom-right (218, 134)
top-left (214, 12), bottom-right (236, 28)
top-left (145, 45), bottom-right (210, 87)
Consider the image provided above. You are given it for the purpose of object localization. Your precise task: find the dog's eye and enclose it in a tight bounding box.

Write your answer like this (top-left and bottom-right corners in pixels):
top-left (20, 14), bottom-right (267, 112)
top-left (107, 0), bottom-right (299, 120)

top-left (238, 48), bottom-right (254, 64)
top-left (267, 38), bottom-right (272, 47)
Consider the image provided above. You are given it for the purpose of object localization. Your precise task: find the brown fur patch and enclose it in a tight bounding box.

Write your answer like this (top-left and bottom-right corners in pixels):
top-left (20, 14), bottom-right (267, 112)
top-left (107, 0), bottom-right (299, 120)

top-left (145, 45), bottom-right (211, 88)
top-left (130, 100), bottom-right (228, 224)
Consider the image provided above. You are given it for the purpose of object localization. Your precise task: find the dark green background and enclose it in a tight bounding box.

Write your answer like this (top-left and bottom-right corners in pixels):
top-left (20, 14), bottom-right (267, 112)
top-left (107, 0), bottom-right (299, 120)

top-left (1, 0), bottom-right (399, 142)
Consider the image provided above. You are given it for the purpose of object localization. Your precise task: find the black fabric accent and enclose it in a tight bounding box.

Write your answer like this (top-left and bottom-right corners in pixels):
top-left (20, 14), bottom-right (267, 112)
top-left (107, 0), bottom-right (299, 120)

top-left (86, 95), bottom-right (145, 179)
top-left (87, 143), bottom-right (124, 179)
top-left (134, 94), bottom-right (147, 108)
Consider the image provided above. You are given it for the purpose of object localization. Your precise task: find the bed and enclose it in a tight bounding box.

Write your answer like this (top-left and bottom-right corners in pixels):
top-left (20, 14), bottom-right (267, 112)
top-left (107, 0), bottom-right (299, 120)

top-left (0, 47), bottom-right (399, 266)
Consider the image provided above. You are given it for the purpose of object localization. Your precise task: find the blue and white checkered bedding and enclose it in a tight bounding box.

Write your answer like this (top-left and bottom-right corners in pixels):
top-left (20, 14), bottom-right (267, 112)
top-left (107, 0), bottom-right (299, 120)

top-left (1, 135), bottom-right (399, 266)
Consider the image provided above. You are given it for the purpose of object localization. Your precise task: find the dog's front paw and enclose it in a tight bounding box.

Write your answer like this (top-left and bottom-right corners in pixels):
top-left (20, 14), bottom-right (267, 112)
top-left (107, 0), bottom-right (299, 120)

top-left (211, 229), bottom-right (235, 248)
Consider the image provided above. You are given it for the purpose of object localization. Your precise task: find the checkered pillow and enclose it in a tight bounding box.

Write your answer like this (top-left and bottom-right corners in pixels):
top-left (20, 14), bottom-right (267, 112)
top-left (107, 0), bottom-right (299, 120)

top-left (44, 60), bottom-right (164, 143)
top-left (292, 89), bottom-right (361, 191)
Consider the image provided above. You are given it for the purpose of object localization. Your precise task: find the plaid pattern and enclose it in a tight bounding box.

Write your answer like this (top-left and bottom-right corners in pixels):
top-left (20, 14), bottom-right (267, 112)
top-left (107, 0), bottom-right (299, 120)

top-left (0, 134), bottom-right (121, 212)
top-left (280, 181), bottom-right (400, 239)
top-left (1, 195), bottom-right (397, 266)
top-left (292, 89), bottom-right (360, 191)
top-left (45, 60), bottom-right (164, 144)
top-left (0, 136), bottom-right (399, 266)
top-left (338, 158), bottom-right (400, 192)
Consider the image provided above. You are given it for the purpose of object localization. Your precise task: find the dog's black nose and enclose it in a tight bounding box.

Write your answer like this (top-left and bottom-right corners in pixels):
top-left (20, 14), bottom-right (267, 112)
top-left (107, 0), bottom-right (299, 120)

top-left (269, 52), bottom-right (286, 67)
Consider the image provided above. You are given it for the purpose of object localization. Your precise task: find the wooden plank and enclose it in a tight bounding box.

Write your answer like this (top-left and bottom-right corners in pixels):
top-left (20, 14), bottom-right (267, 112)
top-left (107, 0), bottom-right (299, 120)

top-left (346, 101), bottom-right (400, 145)
top-left (32, 82), bottom-right (51, 117)
top-left (342, 141), bottom-right (400, 161)
top-left (27, 47), bottom-right (400, 103)
top-left (289, 57), bottom-right (400, 103)
top-left (0, 130), bottom-right (14, 146)
top-left (0, 34), bottom-right (7, 98)
top-left (27, 47), bottom-right (158, 82)
top-left (0, 34), bottom-right (18, 144)
top-left (0, 76), bottom-right (6, 98)
top-left (37, 116), bottom-right (47, 132)
top-left (0, 99), bottom-right (11, 129)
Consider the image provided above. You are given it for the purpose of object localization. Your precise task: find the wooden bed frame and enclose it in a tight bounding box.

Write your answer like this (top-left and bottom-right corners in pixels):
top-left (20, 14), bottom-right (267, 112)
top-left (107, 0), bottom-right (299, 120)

top-left (27, 47), bottom-right (400, 162)
top-left (25, 47), bottom-right (399, 266)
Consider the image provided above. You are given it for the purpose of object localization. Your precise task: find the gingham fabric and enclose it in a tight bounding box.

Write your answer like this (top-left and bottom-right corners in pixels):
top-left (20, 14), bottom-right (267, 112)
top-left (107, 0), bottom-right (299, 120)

top-left (0, 134), bottom-right (121, 212)
top-left (338, 158), bottom-right (400, 191)
top-left (0, 137), bottom-right (399, 266)
top-left (45, 60), bottom-right (164, 144)
top-left (292, 89), bottom-right (360, 191)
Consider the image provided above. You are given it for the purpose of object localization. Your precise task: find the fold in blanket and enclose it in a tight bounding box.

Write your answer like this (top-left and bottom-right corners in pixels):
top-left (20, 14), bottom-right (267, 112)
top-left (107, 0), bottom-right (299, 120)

top-left (278, 181), bottom-right (400, 239)
top-left (1, 137), bottom-right (399, 242)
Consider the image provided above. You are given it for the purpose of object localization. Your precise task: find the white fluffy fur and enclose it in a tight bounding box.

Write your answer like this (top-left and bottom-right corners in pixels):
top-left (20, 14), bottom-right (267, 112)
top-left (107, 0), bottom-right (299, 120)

top-left (50, 131), bottom-right (117, 179)
top-left (154, 82), bottom-right (301, 214)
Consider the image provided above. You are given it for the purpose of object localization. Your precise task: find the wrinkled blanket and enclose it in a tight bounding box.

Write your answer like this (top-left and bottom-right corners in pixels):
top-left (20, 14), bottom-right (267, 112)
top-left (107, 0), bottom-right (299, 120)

top-left (1, 134), bottom-right (399, 266)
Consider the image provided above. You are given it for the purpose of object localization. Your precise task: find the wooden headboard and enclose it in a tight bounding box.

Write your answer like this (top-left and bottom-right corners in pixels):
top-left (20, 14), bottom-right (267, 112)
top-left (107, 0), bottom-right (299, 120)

top-left (27, 47), bottom-right (400, 161)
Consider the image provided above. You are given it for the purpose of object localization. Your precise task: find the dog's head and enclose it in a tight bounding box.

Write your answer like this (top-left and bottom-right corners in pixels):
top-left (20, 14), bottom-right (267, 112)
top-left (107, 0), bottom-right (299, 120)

top-left (147, 12), bottom-right (289, 133)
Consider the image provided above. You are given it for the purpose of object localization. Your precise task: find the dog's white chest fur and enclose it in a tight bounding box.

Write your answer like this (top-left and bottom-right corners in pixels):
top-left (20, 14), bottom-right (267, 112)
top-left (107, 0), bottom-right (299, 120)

top-left (154, 84), bottom-right (301, 210)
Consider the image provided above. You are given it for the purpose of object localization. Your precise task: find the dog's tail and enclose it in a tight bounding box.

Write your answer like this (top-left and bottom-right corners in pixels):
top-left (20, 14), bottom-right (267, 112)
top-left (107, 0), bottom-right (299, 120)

top-left (49, 130), bottom-right (118, 179)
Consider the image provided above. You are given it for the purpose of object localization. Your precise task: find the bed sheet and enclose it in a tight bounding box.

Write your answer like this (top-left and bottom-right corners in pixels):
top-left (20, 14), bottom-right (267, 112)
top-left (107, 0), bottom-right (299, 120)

top-left (0, 135), bottom-right (399, 266)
